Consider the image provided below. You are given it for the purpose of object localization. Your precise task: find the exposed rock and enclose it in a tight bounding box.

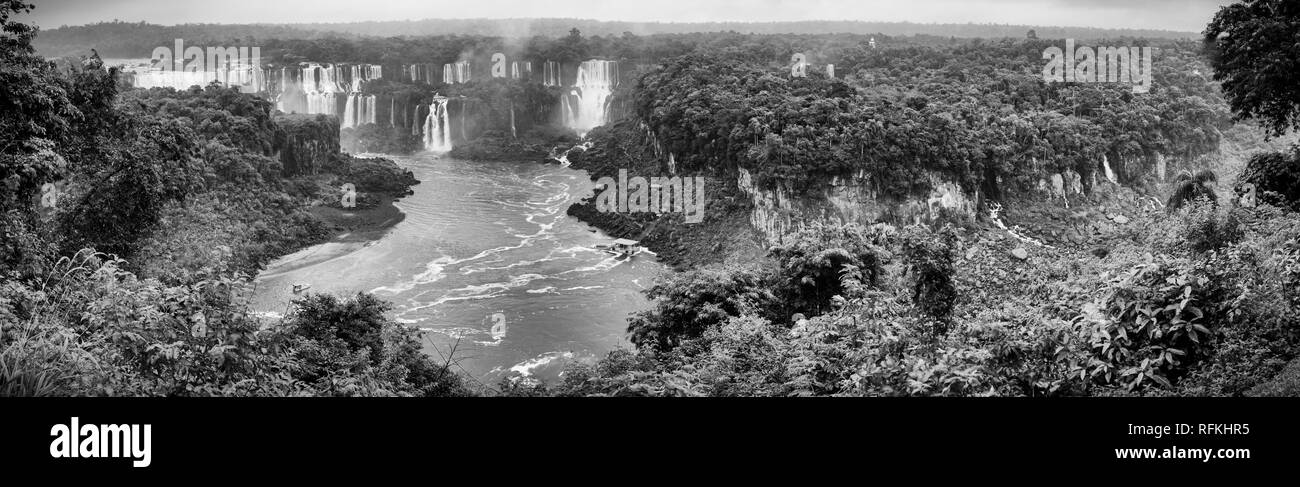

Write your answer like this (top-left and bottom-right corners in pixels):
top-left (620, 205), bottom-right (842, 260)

top-left (276, 114), bottom-right (341, 176)
top-left (1113, 214), bottom-right (1130, 225)
top-left (1011, 247), bottom-right (1029, 260)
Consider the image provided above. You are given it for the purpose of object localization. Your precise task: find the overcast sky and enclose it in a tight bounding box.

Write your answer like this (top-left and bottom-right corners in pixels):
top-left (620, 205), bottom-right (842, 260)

top-left (20, 0), bottom-right (1234, 32)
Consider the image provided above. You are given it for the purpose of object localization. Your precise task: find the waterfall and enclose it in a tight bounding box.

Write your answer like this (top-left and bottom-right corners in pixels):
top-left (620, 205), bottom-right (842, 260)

top-left (264, 63), bottom-right (384, 129)
top-left (128, 61), bottom-right (392, 132)
top-left (412, 104), bottom-right (424, 136)
top-left (341, 94), bottom-right (376, 129)
top-left (408, 64), bottom-right (438, 83)
top-left (299, 63), bottom-right (344, 116)
top-left (443, 61), bottom-right (471, 84)
top-left (127, 59), bottom-right (266, 93)
top-left (343, 94), bottom-right (357, 128)
top-left (511, 61), bottom-right (532, 80)
top-left (1103, 155), bottom-right (1118, 184)
top-left (510, 101), bottom-right (517, 139)
top-left (563, 60), bottom-right (618, 137)
top-left (423, 97), bottom-right (452, 152)
top-left (339, 64), bottom-right (380, 129)
top-left (542, 61), bottom-right (562, 87)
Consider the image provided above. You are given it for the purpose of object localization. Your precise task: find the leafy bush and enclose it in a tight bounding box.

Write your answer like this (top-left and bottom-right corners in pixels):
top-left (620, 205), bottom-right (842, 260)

top-left (1078, 254), bottom-right (1218, 391)
top-left (1180, 202), bottom-right (1245, 254)
top-left (1238, 144), bottom-right (1300, 210)
top-left (0, 251), bottom-right (474, 397)
top-left (768, 222), bottom-right (895, 316)
top-left (627, 265), bottom-right (776, 352)
top-left (900, 224), bottom-right (958, 329)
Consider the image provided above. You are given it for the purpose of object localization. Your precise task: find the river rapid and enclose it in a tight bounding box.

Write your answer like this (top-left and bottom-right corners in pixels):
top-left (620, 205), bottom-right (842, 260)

top-left (253, 153), bottom-right (666, 385)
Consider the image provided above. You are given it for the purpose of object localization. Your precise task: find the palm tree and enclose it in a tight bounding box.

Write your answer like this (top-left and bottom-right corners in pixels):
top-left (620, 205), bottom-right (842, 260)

top-left (1166, 169), bottom-right (1218, 212)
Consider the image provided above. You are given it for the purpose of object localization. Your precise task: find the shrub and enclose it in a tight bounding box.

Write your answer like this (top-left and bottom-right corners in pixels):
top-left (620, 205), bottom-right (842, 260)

top-left (1078, 254), bottom-right (1219, 391)
top-left (769, 222), bottom-right (895, 317)
top-left (900, 224), bottom-right (959, 329)
top-left (627, 265), bottom-right (776, 352)
top-left (1238, 144), bottom-right (1300, 210)
top-left (1180, 202), bottom-right (1244, 254)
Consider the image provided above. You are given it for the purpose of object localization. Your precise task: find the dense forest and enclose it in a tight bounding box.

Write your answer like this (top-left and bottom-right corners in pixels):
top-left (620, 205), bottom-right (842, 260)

top-left (5, 0), bottom-right (1300, 397)
top-left (31, 19), bottom-right (1198, 59)
top-left (526, 1), bottom-right (1300, 396)
top-left (1, 0), bottom-right (469, 396)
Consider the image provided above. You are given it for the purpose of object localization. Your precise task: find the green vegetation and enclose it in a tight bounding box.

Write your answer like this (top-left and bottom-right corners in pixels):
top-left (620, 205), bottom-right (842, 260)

top-left (512, 0), bottom-right (1300, 397)
top-left (6, 0), bottom-right (1300, 398)
top-left (0, 1), bottom-right (470, 396)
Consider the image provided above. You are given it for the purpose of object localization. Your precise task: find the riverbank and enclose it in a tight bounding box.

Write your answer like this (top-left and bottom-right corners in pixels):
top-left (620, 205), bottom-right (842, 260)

top-left (556, 122), bottom-right (767, 271)
top-left (260, 194), bottom-right (407, 279)
top-left (566, 194), bottom-right (764, 271)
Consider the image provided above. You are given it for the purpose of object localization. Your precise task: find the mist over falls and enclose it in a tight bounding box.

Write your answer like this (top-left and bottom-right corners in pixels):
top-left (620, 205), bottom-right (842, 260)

top-left (562, 60), bottom-right (619, 137)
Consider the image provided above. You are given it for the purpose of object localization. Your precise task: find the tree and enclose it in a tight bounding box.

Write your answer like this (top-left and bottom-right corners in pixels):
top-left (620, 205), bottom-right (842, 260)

top-left (1166, 169), bottom-right (1219, 212)
top-left (0, 0), bottom-right (75, 214)
top-left (769, 222), bottom-right (894, 316)
top-left (1204, 0), bottom-right (1300, 138)
top-left (1239, 145), bottom-right (1300, 208)
top-left (901, 225), bottom-right (958, 330)
top-left (627, 265), bottom-right (776, 352)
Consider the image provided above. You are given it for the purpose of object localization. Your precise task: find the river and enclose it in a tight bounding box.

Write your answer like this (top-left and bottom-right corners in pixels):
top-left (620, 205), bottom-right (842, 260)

top-left (252, 153), bottom-right (666, 386)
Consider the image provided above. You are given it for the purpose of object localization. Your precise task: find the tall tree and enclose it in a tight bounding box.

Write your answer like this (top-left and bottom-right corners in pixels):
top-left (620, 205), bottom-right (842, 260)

top-left (1204, 0), bottom-right (1300, 138)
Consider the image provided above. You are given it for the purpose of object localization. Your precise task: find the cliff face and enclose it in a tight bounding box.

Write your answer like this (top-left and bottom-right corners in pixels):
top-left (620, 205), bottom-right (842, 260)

top-left (566, 117), bottom-right (1260, 268)
top-left (275, 114), bottom-right (341, 176)
top-left (737, 167), bottom-right (979, 244)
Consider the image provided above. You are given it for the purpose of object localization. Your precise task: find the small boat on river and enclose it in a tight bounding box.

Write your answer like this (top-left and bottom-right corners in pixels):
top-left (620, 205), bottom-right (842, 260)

top-left (595, 238), bottom-right (643, 258)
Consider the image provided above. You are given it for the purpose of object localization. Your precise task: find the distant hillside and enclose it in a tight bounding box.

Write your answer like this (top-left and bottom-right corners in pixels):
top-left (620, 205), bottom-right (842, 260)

top-left (286, 18), bottom-right (1200, 40)
top-left (33, 21), bottom-right (344, 58)
top-left (34, 18), bottom-right (1200, 59)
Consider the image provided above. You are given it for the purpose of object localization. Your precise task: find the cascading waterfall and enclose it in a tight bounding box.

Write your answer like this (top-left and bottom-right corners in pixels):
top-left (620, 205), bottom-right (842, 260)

top-left (443, 61), bottom-right (471, 84)
top-left (542, 61), bottom-right (562, 87)
top-left (423, 97), bottom-right (453, 152)
top-left (412, 104), bottom-right (425, 136)
top-left (1103, 155), bottom-right (1118, 184)
top-left (342, 94), bottom-right (377, 128)
top-left (339, 64), bottom-right (381, 129)
top-left (562, 60), bottom-right (618, 137)
top-left (296, 63), bottom-right (344, 116)
top-left (129, 61), bottom-right (392, 127)
top-left (343, 95), bottom-right (356, 128)
top-left (407, 64), bottom-right (438, 84)
top-left (128, 60), bottom-right (267, 93)
top-left (511, 61), bottom-right (532, 80)
top-left (266, 63), bottom-right (383, 131)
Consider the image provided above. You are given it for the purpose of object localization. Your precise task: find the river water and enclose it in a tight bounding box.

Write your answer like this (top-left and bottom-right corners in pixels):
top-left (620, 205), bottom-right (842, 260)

top-left (252, 153), bottom-right (666, 386)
